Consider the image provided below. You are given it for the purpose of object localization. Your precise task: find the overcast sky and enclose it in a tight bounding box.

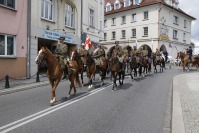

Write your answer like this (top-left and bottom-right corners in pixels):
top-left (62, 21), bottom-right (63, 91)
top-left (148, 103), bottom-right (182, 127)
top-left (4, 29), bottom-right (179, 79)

top-left (178, 0), bottom-right (199, 53)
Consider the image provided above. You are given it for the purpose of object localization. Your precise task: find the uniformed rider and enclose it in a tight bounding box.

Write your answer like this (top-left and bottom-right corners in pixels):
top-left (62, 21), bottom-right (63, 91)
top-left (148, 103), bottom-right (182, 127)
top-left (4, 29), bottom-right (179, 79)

top-left (55, 36), bottom-right (68, 79)
top-left (92, 44), bottom-right (105, 73)
top-left (155, 48), bottom-right (161, 62)
top-left (187, 46), bottom-right (193, 62)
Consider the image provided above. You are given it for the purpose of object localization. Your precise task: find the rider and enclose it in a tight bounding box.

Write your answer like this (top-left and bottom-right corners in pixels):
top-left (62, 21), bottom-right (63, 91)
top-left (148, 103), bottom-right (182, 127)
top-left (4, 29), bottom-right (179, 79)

top-left (92, 43), bottom-right (105, 73)
top-left (113, 44), bottom-right (123, 63)
top-left (55, 36), bottom-right (68, 79)
top-left (187, 46), bottom-right (193, 62)
top-left (130, 46), bottom-right (139, 63)
top-left (141, 46), bottom-right (148, 63)
top-left (79, 43), bottom-right (87, 59)
top-left (155, 48), bottom-right (161, 62)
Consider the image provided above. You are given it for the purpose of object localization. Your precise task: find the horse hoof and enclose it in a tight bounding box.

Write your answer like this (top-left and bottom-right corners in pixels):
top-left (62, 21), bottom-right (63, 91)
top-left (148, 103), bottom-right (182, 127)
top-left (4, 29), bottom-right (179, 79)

top-left (50, 97), bottom-right (56, 104)
top-left (101, 82), bottom-right (104, 86)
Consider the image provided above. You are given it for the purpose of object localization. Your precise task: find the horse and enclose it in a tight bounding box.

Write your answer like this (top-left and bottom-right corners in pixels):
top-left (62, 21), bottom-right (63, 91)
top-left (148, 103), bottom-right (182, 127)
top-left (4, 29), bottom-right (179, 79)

top-left (109, 49), bottom-right (125, 90)
top-left (129, 55), bottom-right (139, 80)
top-left (138, 56), bottom-right (149, 78)
top-left (83, 52), bottom-right (97, 89)
top-left (71, 49), bottom-right (85, 84)
top-left (152, 52), bottom-right (164, 73)
top-left (99, 56), bottom-right (108, 86)
top-left (35, 46), bottom-right (81, 104)
top-left (177, 52), bottom-right (192, 71)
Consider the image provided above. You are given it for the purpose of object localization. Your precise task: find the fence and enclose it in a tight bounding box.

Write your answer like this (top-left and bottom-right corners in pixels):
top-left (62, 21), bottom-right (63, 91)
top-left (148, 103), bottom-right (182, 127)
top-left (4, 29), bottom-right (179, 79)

top-left (0, 72), bottom-right (47, 90)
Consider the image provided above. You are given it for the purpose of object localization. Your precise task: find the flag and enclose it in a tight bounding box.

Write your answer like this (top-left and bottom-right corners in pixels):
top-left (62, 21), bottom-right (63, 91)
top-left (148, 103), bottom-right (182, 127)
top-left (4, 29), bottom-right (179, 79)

top-left (84, 35), bottom-right (92, 50)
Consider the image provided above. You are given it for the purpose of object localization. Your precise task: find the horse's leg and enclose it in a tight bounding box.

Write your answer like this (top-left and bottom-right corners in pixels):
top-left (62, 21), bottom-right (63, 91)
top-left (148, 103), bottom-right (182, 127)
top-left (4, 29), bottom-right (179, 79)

top-left (50, 79), bottom-right (60, 104)
top-left (139, 66), bottom-right (142, 78)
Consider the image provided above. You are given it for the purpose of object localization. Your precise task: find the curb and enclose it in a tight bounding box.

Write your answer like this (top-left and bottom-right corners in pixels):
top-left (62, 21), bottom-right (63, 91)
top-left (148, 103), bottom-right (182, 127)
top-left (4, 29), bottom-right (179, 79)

top-left (0, 81), bottom-right (49, 96)
top-left (172, 74), bottom-right (185, 133)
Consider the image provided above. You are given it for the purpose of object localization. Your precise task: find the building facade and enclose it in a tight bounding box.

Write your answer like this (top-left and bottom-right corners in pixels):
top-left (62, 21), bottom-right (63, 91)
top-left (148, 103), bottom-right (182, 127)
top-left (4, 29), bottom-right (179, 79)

top-left (28, 0), bottom-right (104, 77)
top-left (102, 0), bottom-right (196, 58)
top-left (81, 0), bottom-right (104, 49)
top-left (0, 0), bottom-right (28, 79)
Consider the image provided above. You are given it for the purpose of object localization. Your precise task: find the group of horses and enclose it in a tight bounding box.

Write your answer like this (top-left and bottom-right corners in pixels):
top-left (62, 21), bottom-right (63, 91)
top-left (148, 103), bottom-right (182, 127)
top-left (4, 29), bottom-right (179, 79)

top-left (35, 45), bottom-right (199, 105)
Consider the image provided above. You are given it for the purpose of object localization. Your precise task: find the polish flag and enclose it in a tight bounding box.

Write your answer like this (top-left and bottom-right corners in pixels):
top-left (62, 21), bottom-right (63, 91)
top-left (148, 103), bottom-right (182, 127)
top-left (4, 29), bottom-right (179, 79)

top-left (84, 35), bottom-right (92, 50)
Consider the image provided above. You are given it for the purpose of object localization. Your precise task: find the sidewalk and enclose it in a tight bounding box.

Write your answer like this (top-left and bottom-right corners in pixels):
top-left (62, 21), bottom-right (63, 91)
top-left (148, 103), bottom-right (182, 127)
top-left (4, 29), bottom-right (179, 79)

top-left (172, 72), bottom-right (199, 133)
top-left (0, 75), bottom-right (49, 96)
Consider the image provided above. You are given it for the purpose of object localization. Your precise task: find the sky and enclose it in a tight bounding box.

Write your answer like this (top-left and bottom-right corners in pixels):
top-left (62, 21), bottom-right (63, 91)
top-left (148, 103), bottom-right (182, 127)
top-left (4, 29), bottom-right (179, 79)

top-left (178, 0), bottom-right (199, 54)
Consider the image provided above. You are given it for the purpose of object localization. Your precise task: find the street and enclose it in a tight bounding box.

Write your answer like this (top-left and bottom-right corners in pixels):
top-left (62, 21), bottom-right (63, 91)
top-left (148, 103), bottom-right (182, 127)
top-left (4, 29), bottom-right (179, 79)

top-left (0, 67), bottom-right (186, 133)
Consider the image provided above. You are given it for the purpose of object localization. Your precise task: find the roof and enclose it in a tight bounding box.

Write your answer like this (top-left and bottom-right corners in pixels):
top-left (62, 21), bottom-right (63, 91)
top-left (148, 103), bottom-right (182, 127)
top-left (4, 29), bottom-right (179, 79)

top-left (104, 0), bottom-right (196, 20)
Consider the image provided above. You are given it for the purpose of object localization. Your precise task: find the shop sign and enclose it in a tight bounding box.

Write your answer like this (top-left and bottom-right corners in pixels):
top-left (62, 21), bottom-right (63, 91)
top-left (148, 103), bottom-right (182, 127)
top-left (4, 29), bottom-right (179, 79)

top-left (43, 30), bottom-right (73, 43)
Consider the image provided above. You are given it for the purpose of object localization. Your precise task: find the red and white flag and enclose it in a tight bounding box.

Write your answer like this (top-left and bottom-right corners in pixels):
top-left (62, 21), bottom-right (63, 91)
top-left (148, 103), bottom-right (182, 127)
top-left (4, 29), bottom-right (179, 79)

top-left (84, 35), bottom-right (92, 50)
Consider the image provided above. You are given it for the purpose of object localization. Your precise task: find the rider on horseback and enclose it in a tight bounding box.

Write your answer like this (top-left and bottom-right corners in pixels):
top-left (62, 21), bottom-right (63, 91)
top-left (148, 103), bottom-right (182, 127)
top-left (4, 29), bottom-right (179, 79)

top-left (187, 46), bottom-right (193, 62)
top-left (55, 36), bottom-right (68, 79)
top-left (155, 48), bottom-right (161, 62)
top-left (141, 46), bottom-right (148, 63)
top-left (92, 43), bottom-right (105, 74)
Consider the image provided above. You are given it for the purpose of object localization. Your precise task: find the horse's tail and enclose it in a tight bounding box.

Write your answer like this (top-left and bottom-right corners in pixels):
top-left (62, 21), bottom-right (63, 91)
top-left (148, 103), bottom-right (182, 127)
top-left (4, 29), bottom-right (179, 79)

top-left (76, 73), bottom-right (82, 87)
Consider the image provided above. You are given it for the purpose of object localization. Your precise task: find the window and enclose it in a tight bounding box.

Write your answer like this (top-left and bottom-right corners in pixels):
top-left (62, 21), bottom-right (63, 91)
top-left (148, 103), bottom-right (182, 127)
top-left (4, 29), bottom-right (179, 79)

top-left (183, 33), bottom-right (186, 41)
top-left (143, 27), bottom-right (148, 36)
top-left (121, 16), bottom-right (126, 24)
top-left (104, 33), bottom-right (107, 40)
top-left (121, 30), bottom-right (126, 38)
top-left (124, 0), bottom-right (130, 7)
top-left (132, 13), bottom-right (136, 22)
top-left (104, 20), bottom-right (107, 27)
top-left (112, 31), bottom-right (116, 40)
top-left (143, 11), bottom-right (148, 20)
top-left (112, 18), bottom-right (116, 26)
top-left (106, 3), bottom-right (111, 12)
top-left (0, 34), bottom-right (16, 56)
top-left (41, 0), bottom-right (53, 21)
top-left (115, 3), bottom-right (120, 9)
top-left (184, 20), bottom-right (187, 28)
top-left (132, 29), bottom-right (136, 37)
top-left (89, 8), bottom-right (94, 27)
top-left (65, 3), bottom-right (74, 28)
top-left (173, 30), bottom-right (178, 39)
top-left (0, 0), bottom-right (15, 9)
top-left (173, 15), bottom-right (178, 25)
top-left (134, 0), bottom-right (141, 5)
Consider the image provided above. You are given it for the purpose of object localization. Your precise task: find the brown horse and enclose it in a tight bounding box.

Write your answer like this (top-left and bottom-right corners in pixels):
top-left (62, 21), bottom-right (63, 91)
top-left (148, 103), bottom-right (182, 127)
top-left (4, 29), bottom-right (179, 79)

top-left (84, 53), bottom-right (96, 89)
top-left (109, 49), bottom-right (125, 90)
top-left (35, 46), bottom-right (81, 104)
top-left (177, 52), bottom-right (192, 71)
top-left (71, 50), bottom-right (85, 84)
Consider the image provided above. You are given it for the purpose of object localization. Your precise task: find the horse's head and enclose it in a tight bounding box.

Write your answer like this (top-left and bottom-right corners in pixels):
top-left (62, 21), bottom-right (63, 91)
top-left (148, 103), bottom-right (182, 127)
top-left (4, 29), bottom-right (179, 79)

top-left (35, 46), bottom-right (48, 68)
top-left (71, 50), bottom-right (78, 60)
top-left (84, 53), bottom-right (94, 65)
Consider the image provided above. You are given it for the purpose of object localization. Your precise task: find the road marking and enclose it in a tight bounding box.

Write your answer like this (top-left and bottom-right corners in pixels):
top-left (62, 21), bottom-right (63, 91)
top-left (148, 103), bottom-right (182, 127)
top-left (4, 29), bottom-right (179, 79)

top-left (0, 83), bottom-right (112, 133)
top-left (0, 76), bottom-right (130, 133)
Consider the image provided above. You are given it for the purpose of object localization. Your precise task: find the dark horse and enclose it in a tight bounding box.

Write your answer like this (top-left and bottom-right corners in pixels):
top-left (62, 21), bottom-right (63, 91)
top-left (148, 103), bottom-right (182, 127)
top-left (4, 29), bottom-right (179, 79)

top-left (99, 56), bottom-right (108, 86)
top-left (152, 52), bottom-right (164, 73)
top-left (109, 49), bottom-right (125, 90)
top-left (138, 56), bottom-right (149, 78)
top-left (129, 55), bottom-right (139, 80)
top-left (71, 50), bottom-right (84, 84)
top-left (35, 46), bottom-right (81, 104)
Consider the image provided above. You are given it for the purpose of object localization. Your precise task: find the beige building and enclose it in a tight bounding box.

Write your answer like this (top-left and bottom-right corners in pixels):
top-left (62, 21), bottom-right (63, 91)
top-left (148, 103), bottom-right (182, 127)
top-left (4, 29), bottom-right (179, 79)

top-left (29, 0), bottom-right (104, 77)
top-left (102, 0), bottom-right (196, 58)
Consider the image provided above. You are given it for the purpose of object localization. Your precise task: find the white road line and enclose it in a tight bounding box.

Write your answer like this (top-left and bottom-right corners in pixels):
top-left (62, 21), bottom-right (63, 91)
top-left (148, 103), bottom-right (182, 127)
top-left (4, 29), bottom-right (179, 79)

top-left (0, 84), bottom-right (112, 133)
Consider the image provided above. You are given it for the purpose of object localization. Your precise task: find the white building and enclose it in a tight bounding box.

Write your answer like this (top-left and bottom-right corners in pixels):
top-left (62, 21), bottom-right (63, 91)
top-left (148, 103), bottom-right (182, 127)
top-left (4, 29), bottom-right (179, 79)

top-left (102, 0), bottom-right (196, 58)
top-left (81, 0), bottom-right (104, 47)
top-left (28, 0), bottom-right (104, 77)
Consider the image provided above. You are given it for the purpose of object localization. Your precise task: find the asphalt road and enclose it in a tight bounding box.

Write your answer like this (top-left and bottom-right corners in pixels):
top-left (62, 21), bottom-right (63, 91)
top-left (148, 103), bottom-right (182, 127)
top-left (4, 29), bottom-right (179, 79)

top-left (0, 66), bottom-right (186, 133)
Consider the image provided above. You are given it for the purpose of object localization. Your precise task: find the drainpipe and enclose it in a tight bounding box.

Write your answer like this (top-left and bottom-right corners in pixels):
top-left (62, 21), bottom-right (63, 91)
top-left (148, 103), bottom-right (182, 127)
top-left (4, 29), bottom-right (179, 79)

top-left (80, 0), bottom-right (83, 44)
top-left (158, 2), bottom-right (163, 51)
top-left (27, 0), bottom-right (31, 79)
